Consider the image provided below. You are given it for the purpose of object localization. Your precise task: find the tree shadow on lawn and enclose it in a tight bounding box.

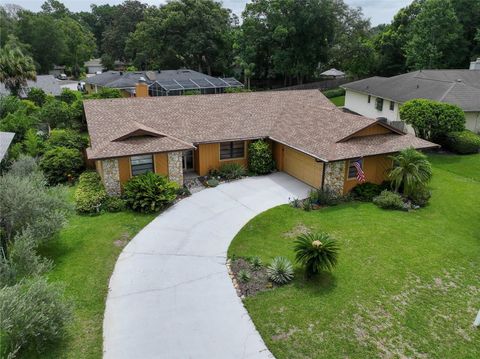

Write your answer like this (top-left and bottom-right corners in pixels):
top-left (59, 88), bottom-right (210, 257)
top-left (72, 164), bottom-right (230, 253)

top-left (292, 269), bottom-right (337, 296)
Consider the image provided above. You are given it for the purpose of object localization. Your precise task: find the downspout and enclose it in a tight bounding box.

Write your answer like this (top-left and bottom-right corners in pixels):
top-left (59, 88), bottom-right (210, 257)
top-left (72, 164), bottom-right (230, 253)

top-left (321, 161), bottom-right (327, 190)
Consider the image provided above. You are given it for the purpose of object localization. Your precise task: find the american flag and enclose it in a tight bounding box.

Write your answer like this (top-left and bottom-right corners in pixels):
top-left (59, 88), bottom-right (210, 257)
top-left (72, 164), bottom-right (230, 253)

top-left (353, 159), bottom-right (366, 183)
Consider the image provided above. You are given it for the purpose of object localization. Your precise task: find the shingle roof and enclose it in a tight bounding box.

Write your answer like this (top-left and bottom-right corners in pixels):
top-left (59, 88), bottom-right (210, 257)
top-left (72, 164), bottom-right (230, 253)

top-left (342, 70), bottom-right (480, 111)
top-left (0, 131), bottom-right (15, 162)
top-left (0, 75), bottom-right (62, 97)
top-left (85, 69), bottom-right (243, 90)
top-left (84, 90), bottom-right (437, 161)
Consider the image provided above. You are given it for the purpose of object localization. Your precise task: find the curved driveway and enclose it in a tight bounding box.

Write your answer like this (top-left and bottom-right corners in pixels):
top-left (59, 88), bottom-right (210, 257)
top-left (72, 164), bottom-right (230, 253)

top-left (104, 172), bottom-right (310, 359)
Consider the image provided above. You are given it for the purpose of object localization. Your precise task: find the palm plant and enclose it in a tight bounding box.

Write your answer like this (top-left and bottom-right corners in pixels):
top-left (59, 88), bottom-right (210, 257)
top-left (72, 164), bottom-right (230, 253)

top-left (294, 233), bottom-right (339, 278)
top-left (388, 148), bottom-right (432, 197)
top-left (0, 47), bottom-right (36, 97)
top-left (267, 257), bottom-right (294, 285)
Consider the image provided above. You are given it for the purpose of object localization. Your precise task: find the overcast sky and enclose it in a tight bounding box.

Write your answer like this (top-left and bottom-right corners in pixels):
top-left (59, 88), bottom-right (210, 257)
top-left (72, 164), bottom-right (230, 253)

top-left (1, 0), bottom-right (413, 26)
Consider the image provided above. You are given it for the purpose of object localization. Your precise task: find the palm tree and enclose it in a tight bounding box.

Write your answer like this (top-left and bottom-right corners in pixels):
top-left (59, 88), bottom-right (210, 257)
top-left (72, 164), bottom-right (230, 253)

top-left (388, 148), bottom-right (432, 196)
top-left (0, 47), bottom-right (36, 97)
top-left (294, 232), bottom-right (339, 278)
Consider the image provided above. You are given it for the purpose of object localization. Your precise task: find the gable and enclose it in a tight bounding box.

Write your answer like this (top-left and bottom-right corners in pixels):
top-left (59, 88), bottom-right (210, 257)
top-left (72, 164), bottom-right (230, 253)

top-left (349, 124), bottom-right (393, 138)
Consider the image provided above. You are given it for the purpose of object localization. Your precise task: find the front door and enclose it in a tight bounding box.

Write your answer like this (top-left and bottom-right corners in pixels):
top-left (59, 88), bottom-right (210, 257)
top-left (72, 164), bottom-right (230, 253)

top-left (182, 150), bottom-right (194, 172)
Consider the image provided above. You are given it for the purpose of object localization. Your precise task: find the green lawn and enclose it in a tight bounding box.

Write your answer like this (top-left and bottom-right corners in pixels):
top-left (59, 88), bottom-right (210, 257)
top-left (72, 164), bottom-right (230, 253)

top-left (38, 194), bottom-right (155, 359)
top-left (229, 153), bottom-right (480, 358)
top-left (329, 95), bottom-right (345, 107)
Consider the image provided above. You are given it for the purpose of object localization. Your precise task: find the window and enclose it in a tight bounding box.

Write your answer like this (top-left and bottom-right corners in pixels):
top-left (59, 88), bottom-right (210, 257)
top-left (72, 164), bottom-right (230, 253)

top-left (131, 154), bottom-right (154, 176)
top-left (220, 141), bottom-right (244, 160)
top-left (375, 97), bottom-right (384, 111)
top-left (368, 95), bottom-right (371, 103)
top-left (348, 158), bottom-right (363, 179)
top-left (390, 101), bottom-right (395, 111)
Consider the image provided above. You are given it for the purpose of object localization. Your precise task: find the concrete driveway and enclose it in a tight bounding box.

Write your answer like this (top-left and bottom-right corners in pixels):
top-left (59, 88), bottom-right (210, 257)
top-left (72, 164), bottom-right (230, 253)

top-left (104, 172), bottom-right (311, 359)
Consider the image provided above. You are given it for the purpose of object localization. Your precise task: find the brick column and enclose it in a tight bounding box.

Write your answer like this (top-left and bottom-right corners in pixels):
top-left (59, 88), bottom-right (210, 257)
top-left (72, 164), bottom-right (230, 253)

top-left (167, 151), bottom-right (183, 186)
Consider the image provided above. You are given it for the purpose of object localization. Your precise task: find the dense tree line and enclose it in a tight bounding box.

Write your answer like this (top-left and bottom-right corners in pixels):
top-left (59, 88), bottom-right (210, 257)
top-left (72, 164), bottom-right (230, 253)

top-left (1, 0), bottom-right (479, 84)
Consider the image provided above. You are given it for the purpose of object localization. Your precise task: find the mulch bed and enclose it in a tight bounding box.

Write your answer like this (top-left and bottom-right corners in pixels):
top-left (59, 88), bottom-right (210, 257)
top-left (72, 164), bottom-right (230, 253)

top-left (228, 258), bottom-right (274, 297)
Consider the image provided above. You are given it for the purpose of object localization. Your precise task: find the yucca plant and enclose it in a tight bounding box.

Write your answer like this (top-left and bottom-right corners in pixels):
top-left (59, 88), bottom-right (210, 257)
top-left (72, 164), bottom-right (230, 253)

top-left (249, 256), bottom-right (263, 271)
top-left (267, 257), bottom-right (294, 285)
top-left (294, 233), bottom-right (339, 278)
top-left (388, 148), bottom-right (432, 197)
top-left (238, 269), bottom-right (251, 283)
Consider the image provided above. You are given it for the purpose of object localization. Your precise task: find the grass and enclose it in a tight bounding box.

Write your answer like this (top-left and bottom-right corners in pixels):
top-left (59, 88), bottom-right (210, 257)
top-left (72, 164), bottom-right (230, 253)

top-left (329, 95), bottom-right (345, 107)
top-left (37, 191), bottom-right (155, 359)
top-left (229, 153), bottom-right (480, 358)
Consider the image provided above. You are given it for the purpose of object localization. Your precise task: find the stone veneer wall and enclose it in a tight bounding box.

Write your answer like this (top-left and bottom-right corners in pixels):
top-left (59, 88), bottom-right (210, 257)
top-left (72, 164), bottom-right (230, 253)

top-left (323, 160), bottom-right (346, 195)
top-left (102, 159), bottom-right (121, 196)
top-left (167, 151), bottom-right (183, 186)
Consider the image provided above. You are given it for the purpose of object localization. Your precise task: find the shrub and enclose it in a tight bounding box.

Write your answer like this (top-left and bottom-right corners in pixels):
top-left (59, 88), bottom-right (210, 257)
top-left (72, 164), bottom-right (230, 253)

top-left (0, 277), bottom-right (72, 357)
top-left (103, 196), bottom-right (126, 213)
top-left (389, 148), bottom-right (432, 197)
top-left (59, 88), bottom-right (80, 105)
top-left (322, 88), bottom-right (346, 98)
top-left (248, 140), bottom-right (275, 175)
top-left (443, 130), bottom-right (480, 154)
top-left (249, 256), bottom-right (263, 271)
top-left (289, 197), bottom-right (301, 208)
top-left (0, 95), bottom-right (23, 118)
top-left (22, 128), bottom-right (45, 157)
top-left (238, 269), bottom-right (251, 283)
top-left (294, 233), bottom-right (339, 278)
top-left (123, 172), bottom-right (178, 213)
top-left (218, 162), bottom-right (246, 180)
top-left (373, 190), bottom-right (404, 210)
top-left (45, 129), bottom-right (89, 151)
top-left (84, 88), bottom-right (122, 99)
top-left (302, 198), bottom-right (313, 211)
top-left (267, 257), bottom-right (294, 285)
top-left (351, 182), bottom-right (384, 201)
top-left (74, 172), bottom-right (107, 214)
top-left (409, 187), bottom-right (431, 207)
top-left (8, 154), bottom-right (39, 177)
top-left (205, 178), bottom-right (219, 187)
top-left (310, 187), bottom-right (344, 206)
top-left (27, 88), bottom-right (47, 106)
top-left (0, 230), bottom-right (53, 287)
top-left (39, 146), bottom-right (84, 185)
top-left (400, 99), bottom-right (465, 141)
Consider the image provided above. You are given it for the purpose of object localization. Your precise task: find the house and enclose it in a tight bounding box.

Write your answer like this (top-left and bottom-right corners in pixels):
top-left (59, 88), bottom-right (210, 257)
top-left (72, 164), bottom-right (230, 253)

top-left (84, 69), bottom-right (243, 97)
top-left (342, 60), bottom-right (480, 134)
top-left (49, 65), bottom-right (66, 77)
top-left (84, 58), bottom-right (103, 74)
top-left (0, 132), bottom-right (15, 162)
top-left (83, 90), bottom-right (436, 196)
top-left (0, 75), bottom-right (62, 98)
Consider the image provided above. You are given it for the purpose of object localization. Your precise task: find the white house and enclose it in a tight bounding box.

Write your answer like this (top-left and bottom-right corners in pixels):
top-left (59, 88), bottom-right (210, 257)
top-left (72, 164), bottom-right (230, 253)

top-left (342, 60), bottom-right (480, 134)
top-left (84, 58), bottom-right (103, 74)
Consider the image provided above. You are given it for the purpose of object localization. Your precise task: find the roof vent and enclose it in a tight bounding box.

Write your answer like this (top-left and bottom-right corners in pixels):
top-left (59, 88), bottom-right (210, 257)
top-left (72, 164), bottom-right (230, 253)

top-left (138, 76), bottom-right (146, 83)
top-left (457, 79), bottom-right (462, 82)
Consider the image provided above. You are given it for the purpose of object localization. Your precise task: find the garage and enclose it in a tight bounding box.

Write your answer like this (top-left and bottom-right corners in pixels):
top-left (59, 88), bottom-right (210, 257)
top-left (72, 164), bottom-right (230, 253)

top-left (282, 145), bottom-right (323, 188)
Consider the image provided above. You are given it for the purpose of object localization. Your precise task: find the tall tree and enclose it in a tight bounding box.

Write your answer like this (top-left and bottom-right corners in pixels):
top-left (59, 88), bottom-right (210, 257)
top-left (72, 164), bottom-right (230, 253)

top-left (76, 4), bottom-right (117, 54)
top-left (405, 0), bottom-right (463, 69)
top-left (126, 0), bottom-right (233, 74)
top-left (0, 47), bottom-right (36, 96)
top-left (102, 1), bottom-right (147, 62)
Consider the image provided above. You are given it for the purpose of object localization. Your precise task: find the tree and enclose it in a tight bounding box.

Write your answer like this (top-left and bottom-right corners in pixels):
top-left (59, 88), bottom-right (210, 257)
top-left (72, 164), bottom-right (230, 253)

top-left (26, 88), bottom-right (47, 106)
top-left (36, 98), bottom-right (75, 129)
top-left (58, 17), bottom-right (96, 78)
top-left (405, 0), bottom-right (463, 69)
top-left (0, 47), bottom-right (36, 96)
top-left (0, 110), bottom-right (39, 142)
top-left (102, 0), bottom-right (147, 62)
top-left (388, 148), bottom-right (432, 197)
top-left (76, 4), bottom-right (117, 52)
top-left (399, 99), bottom-right (465, 141)
top-left (126, 0), bottom-right (232, 74)
top-left (39, 147), bottom-right (84, 185)
top-left (40, 0), bottom-right (71, 18)
top-left (16, 11), bottom-right (66, 73)
top-left (294, 232), bottom-right (339, 278)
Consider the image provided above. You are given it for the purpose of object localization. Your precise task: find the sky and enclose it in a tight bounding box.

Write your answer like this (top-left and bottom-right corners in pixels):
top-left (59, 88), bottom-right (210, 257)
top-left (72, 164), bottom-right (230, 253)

top-left (1, 0), bottom-right (413, 26)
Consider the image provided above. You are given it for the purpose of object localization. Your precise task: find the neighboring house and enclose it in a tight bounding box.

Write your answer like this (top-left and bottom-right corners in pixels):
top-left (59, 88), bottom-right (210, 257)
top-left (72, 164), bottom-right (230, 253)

top-left (49, 65), bottom-right (66, 77)
top-left (0, 75), bottom-right (62, 98)
top-left (0, 132), bottom-right (15, 162)
top-left (84, 58), bottom-right (103, 74)
top-left (320, 68), bottom-right (346, 79)
top-left (342, 60), bottom-right (480, 134)
top-left (83, 90), bottom-right (436, 196)
top-left (84, 69), bottom-right (243, 97)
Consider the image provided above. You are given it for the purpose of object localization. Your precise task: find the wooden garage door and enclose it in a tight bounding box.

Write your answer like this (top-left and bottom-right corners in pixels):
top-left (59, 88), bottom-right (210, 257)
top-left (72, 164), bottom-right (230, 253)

top-left (283, 146), bottom-right (323, 188)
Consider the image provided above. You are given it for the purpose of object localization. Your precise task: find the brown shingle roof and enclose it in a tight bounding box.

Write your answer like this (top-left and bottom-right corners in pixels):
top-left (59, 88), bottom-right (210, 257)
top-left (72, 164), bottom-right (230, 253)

top-left (84, 90), bottom-right (437, 161)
